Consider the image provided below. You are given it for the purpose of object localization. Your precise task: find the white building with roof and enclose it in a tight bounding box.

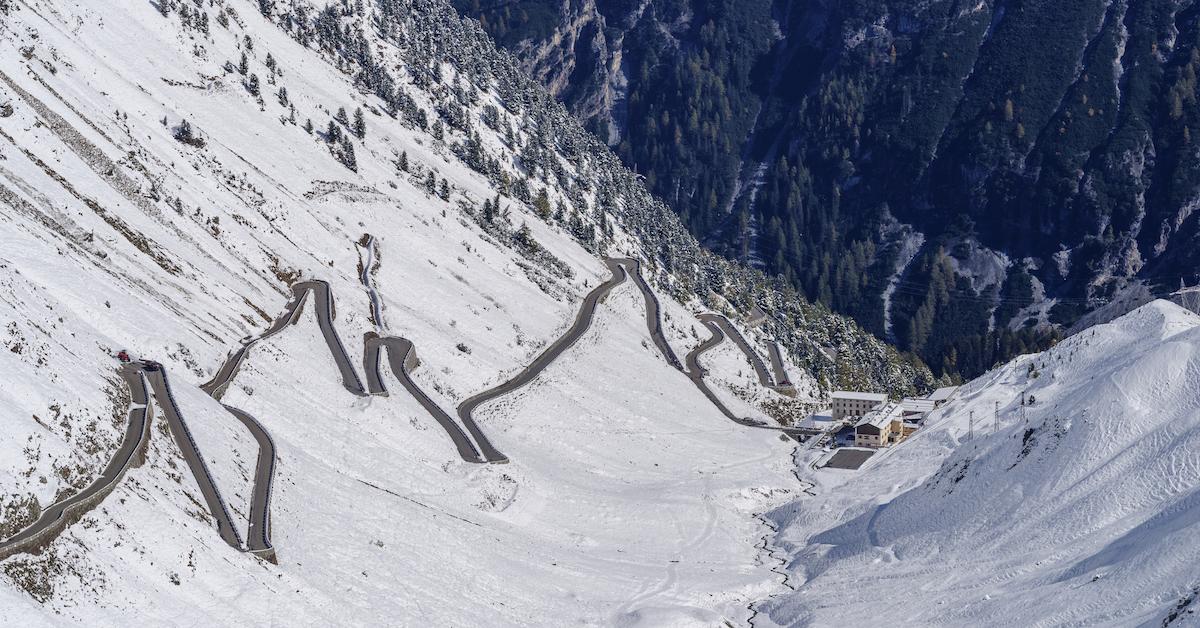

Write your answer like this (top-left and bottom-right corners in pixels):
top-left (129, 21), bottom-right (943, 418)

top-left (831, 390), bottom-right (887, 421)
top-left (900, 398), bottom-right (938, 419)
top-left (926, 386), bottom-right (959, 405)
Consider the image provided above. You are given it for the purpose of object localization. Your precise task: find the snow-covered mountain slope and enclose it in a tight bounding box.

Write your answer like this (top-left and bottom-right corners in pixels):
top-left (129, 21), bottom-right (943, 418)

top-left (0, 0), bottom-right (925, 624)
top-left (761, 300), bottom-right (1200, 627)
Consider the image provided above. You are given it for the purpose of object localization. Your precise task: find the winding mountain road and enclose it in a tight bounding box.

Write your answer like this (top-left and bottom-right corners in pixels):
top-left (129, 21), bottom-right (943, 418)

top-left (2, 252), bottom-right (801, 562)
top-left (452, 256), bottom-right (786, 438)
top-left (455, 259), bottom-right (630, 463)
top-left (697, 313), bottom-right (795, 394)
top-left (201, 281), bottom-right (368, 400)
top-left (354, 239), bottom-right (502, 464)
top-left (145, 364), bottom-right (246, 551)
top-left (190, 275), bottom-right (510, 559)
top-left (685, 319), bottom-right (768, 427)
top-left (222, 405), bottom-right (276, 559)
top-left (766, 341), bottom-right (793, 387)
top-left (0, 364), bottom-right (153, 561)
top-left (609, 260), bottom-right (786, 429)
top-left (699, 314), bottom-right (775, 387)
top-left (363, 332), bottom-right (489, 463)
top-left (195, 279), bottom-right (380, 561)
top-left (615, 257), bottom-right (684, 370)
top-left (1, 361), bottom-right (268, 561)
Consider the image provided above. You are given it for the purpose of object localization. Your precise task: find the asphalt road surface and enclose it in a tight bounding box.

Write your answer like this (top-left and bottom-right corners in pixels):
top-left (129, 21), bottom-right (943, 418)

top-left (3, 254), bottom-right (803, 560)
top-left (222, 405), bottom-right (277, 560)
top-left (355, 238), bottom-right (499, 463)
top-left (698, 313), bottom-right (776, 388)
top-left (613, 258), bottom-right (684, 370)
top-left (450, 257), bottom-right (786, 442)
top-left (145, 364), bottom-right (246, 551)
top-left (684, 319), bottom-right (767, 427)
top-left (456, 259), bottom-right (629, 462)
top-left (0, 364), bottom-right (152, 559)
top-left (199, 280), bottom-right (378, 560)
top-left (363, 332), bottom-right (491, 463)
top-left (766, 341), bottom-right (793, 387)
top-left (201, 280), bottom-right (367, 400)
top-left (823, 448), bottom-right (875, 470)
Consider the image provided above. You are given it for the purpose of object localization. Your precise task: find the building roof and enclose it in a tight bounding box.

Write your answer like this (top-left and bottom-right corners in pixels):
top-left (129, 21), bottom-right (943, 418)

top-left (855, 403), bottom-right (902, 430)
top-left (832, 390), bottom-right (888, 403)
top-left (901, 398), bottom-right (937, 413)
top-left (926, 386), bottom-right (959, 402)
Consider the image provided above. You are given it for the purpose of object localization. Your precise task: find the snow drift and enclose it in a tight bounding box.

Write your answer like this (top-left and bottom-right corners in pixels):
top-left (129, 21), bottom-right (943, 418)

top-left (762, 300), bottom-right (1200, 626)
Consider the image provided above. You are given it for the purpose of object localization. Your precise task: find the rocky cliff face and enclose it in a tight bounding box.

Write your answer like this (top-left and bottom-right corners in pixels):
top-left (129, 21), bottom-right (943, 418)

top-left (456, 0), bottom-right (694, 145)
top-left (455, 0), bottom-right (1200, 378)
top-left (508, 0), bottom-right (624, 143)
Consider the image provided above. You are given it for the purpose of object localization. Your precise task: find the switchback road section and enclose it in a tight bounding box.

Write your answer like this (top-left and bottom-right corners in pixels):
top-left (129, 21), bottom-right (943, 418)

top-left (363, 333), bottom-right (489, 464)
top-left (455, 259), bottom-right (630, 463)
top-left (0, 364), bottom-right (153, 561)
top-left (698, 313), bottom-right (795, 395)
top-left (145, 364), bottom-right (246, 552)
top-left (0, 254), bottom-right (803, 562)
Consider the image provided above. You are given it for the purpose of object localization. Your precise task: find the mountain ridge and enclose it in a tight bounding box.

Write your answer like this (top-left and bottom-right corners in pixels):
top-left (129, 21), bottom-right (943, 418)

top-left (452, 0), bottom-right (1200, 379)
top-left (759, 298), bottom-right (1200, 626)
top-left (0, 0), bottom-right (917, 622)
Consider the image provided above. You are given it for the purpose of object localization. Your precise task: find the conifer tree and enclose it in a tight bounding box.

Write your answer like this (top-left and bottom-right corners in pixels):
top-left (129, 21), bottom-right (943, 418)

top-left (338, 135), bottom-right (357, 171)
top-left (534, 188), bottom-right (551, 219)
top-left (515, 222), bottom-right (534, 248)
top-left (353, 107), bottom-right (366, 138)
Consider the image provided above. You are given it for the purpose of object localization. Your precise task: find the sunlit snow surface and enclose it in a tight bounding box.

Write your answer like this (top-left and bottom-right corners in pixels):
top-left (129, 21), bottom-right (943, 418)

top-left (763, 300), bottom-right (1200, 627)
top-left (10, 0), bottom-right (1198, 626)
top-left (0, 1), bottom-right (804, 625)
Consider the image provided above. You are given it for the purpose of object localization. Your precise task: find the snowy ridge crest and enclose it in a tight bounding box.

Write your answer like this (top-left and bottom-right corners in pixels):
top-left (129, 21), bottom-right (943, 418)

top-left (763, 300), bottom-right (1200, 627)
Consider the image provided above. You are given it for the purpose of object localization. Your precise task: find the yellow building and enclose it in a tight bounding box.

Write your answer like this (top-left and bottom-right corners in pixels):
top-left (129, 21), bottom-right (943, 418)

top-left (854, 403), bottom-right (905, 448)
